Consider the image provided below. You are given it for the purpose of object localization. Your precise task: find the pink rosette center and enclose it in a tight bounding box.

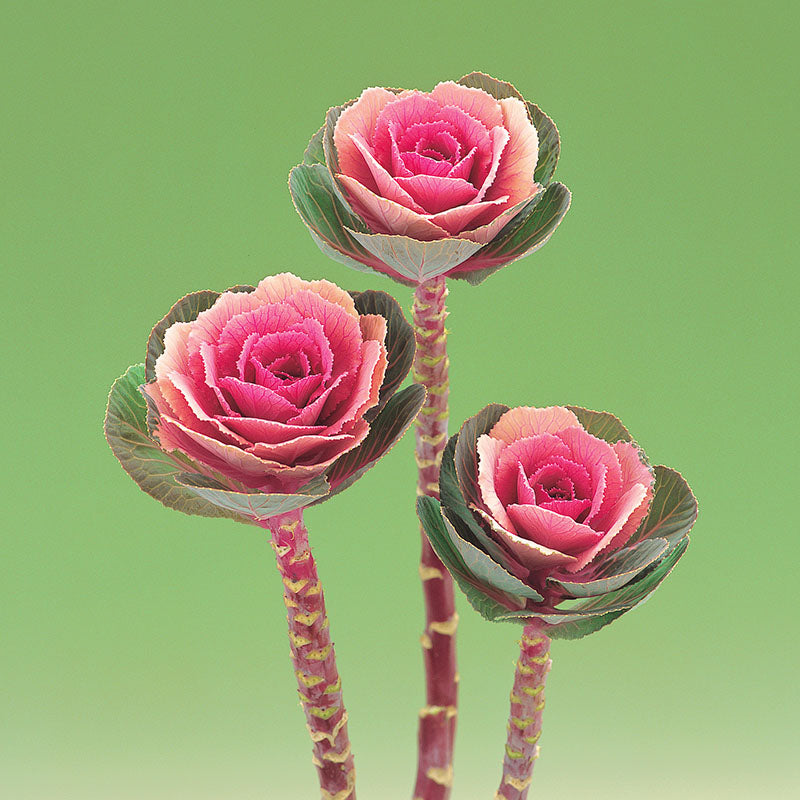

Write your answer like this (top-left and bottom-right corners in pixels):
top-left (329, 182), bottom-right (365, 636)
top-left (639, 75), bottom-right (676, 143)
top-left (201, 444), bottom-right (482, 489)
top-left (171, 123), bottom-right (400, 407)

top-left (144, 275), bottom-right (388, 493)
top-left (333, 82), bottom-right (541, 242)
top-left (477, 407), bottom-right (655, 574)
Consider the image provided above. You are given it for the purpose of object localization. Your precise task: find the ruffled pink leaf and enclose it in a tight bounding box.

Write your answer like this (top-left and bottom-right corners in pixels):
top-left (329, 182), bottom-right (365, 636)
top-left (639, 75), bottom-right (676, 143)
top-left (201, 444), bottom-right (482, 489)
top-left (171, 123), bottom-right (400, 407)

top-left (374, 91), bottom-right (441, 131)
top-left (400, 151), bottom-right (454, 177)
top-left (334, 87), bottom-right (398, 190)
top-left (199, 342), bottom-right (237, 417)
top-left (427, 196), bottom-right (507, 236)
top-left (433, 105), bottom-right (492, 163)
top-left (217, 416), bottom-right (326, 445)
top-left (284, 290), bottom-right (363, 379)
top-left (447, 146), bottom-right (477, 181)
top-left (506, 503), bottom-right (605, 554)
top-left (337, 174), bottom-right (450, 240)
top-left (556, 426), bottom-right (623, 524)
top-left (349, 133), bottom-right (426, 212)
top-left (165, 371), bottom-right (249, 446)
top-left (494, 433), bottom-right (571, 506)
top-left (456, 191), bottom-right (539, 245)
top-left (153, 321), bottom-right (193, 380)
top-left (389, 129), bottom-right (415, 177)
top-left (472, 506), bottom-right (576, 570)
top-left (248, 427), bottom-right (365, 467)
top-left (394, 174), bottom-right (478, 214)
top-left (476, 433), bottom-right (515, 532)
top-left (245, 274), bottom-right (358, 320)
top-left (217, 376), bottom-right (298, 422)
top-left (402, 124), bottom-right (461, 161)
top-left (239, 329), bottom-right (317, 382)
top-left (472, 125), bottom-right (509, 202)
top-left (606, 440), bottom-right (654, 549)
top-left (516, 463), bottom-right (538, 506)
top-left (214, 303), bottom-right (304, 377)
top-left (272, 373), bottom-right (326, 408)
top-left (322, 338), bottom-right (384, 434)
top-left (564, 483), bottom-right (649, 573)
top-left (189, 290), bottom-right (265, 347)
top-left (484, 97), bottom-right (539, 205)
top-left (156, 414), bottom-right (293, 483)
top-left (288, 372), bottom-right (349, 427)
top-left (490, 406), bottom-right (581, 444)
top-left (582, 461), bottom-right (608, 526)
top-left (372, 92), bottom-right (441, 164)
top-left (529, 457), bottom-right (593, 501)
top-left (429, 81), bottom-right (504, 129)
top-left (537, 498), bottom-right (593, 519)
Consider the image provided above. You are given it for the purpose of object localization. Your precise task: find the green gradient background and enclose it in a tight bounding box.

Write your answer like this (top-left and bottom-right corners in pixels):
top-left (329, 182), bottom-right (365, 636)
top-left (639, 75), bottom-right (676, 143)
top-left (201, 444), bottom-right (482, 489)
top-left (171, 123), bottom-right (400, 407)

top-left (3, 2), bottom-right (797, 797)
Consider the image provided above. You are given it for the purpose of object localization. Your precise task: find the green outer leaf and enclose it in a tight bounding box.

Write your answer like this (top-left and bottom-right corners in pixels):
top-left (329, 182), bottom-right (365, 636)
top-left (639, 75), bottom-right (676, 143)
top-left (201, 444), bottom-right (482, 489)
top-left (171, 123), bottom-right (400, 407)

top-left (483, 535), bottom-right (689, 631)
top-left (104, 364), bottom-right (245, 522)
top-left (566, 405), bottom-right (635, 444)
top-left (290, 163), bottom-right (400, 278)
top-left (315, 384), bottom-right (425, 502)
top-left (538, 536), bottom-right (690, 634)
top-left (454, 404), bottom-right (510, 507)
top-left (528, 102), bottom-right (560, 184)
top-left (322, 103), bottom-right (350, 177)
top-left (144, 285), bottom-right (256, 381)
top-left (225, 284), bottom-right (258, 294)
top-left (348, 229), bottom-right (483, 283)
top-left (547, 538), bottom-right (670, 597)
top-left (145, 291), bottom-right (220, 381)
top-left (418, 497), bottom-right (532, 621)
top-left (175, 473), bottom-right (329, 520)
top-left (442, 514), bottom-right (543, 602)
top-left (458, 71), bottom-right (525, 102)
top-left (423, 504), bottom-right (689, 632)
top-left (455, 575), bottom-right (534, 622)
top-left (439, 434), bottom-right (523, 572)
top-left (628, 466), bottom-right (698, 546)
top-left (309, 229), bottom-right (376, 276)
top-left (454, 182), bottom-right (571, 286)
top-left (352, 290), bottom-right (415, 407)
top-left (417, 495), bottom-right (468, 572)
top-left (542, 609), bottom-right (629, 640)
top-left (303, 124), bottom-right (326, 166)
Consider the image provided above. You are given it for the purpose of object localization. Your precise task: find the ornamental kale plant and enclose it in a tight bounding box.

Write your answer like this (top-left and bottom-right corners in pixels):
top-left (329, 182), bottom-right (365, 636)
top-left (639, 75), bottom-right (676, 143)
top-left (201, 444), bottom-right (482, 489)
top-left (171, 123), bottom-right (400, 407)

top-left (289, 71), bottom-right (569, 286)
top-left (417, 404), bottom-right (696, 798)
top-left (105, 71), bottom-right (697, 800)
top-left (105, 273), bottom-right (422, 799)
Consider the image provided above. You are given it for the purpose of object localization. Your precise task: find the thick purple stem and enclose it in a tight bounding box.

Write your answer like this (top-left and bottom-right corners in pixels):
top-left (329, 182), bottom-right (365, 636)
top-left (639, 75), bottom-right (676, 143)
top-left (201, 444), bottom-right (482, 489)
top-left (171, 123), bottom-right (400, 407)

top-left (412, 276), bottom-right (458, 800)
top-left (262, 509), bottom-right (356, 800)
top-left (495, 623), bottom-right (552, 800)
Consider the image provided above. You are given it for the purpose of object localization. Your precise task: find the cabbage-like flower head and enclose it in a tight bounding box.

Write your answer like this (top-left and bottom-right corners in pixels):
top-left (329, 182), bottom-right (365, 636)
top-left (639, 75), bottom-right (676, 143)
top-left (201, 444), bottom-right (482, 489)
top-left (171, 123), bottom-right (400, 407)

top-left (417, 404), bottom-right (697, 638)
top-left (290, 73), bottom-right (571, 286)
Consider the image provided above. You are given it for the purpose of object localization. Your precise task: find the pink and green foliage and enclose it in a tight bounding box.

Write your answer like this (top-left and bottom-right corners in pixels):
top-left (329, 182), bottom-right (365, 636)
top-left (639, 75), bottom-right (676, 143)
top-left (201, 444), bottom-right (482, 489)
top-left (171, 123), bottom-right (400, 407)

top-left (105, 274), bottom-right (423, 521)
top-left (289, 72), bottom-right (571, 286)
top-left (417, 405), bottom-right (697, 639)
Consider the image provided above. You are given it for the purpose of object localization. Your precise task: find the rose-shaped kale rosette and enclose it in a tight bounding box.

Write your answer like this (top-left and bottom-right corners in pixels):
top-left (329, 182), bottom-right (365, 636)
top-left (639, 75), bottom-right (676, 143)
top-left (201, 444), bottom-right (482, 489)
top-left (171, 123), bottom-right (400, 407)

top-left (417, 404), bottom-right (697, 638)
top-left (105, 274), bottom-right (424, 521)
top-left (290, 72), bottom-right (571, 286)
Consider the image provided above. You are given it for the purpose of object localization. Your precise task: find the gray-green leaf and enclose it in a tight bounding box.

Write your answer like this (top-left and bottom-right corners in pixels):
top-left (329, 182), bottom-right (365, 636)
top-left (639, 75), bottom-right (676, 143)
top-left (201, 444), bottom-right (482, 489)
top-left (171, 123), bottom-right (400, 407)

top-left (104, 364), bottom-right (246, 522)
top-left (348, 229), bottom-right (483, 283)
top-left (175, 473), bottom-right (330, 520)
